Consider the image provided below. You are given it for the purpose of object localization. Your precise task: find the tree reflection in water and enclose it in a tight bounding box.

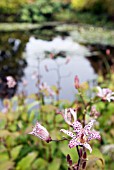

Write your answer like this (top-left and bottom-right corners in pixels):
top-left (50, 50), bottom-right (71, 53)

top-left (0, 36), bottom-right (27, 99)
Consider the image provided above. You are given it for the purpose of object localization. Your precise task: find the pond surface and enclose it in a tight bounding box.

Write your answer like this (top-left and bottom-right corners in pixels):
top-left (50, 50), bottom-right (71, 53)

top-left (0, 25), bottom-right (114, 108)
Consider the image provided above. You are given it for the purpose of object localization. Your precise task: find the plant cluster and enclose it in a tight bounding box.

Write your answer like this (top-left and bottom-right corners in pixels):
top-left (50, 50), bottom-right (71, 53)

top-left (0, 72), bottom-right (114, 169)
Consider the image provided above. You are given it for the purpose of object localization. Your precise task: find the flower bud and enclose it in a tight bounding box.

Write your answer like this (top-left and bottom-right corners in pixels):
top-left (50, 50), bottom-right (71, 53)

top-left (79, 148), bottom-right (83, 157)
top-left (83, 151), bottom-right (87, 159)
top-left (68, 168), bottom-right (71, 170)
top-left (50, 53), bottom-right (54, 59)
top-left (106, 49), bottom-right (110, 55)
top-left (67, 154), bottom-right (71, 162)
top-left (28, 122), bottom-right (52, 142)
top-left (66, 154), bottom-right (72, 166)
top-left (82, 161), bottom-right (86, 169)
top-left (69, 159), bottom-right (72, 166)
top-left (74, 75), bottom-right (80, 89)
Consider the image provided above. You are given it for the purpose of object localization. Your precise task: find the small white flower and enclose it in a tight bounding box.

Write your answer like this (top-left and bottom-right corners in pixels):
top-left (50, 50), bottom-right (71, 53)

top-left (97, 86), bottom-right (114, 102)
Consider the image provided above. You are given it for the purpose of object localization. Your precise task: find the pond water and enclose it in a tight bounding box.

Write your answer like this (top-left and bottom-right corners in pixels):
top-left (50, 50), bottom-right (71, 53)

top-left (0, 26), bottom-right (113, 108)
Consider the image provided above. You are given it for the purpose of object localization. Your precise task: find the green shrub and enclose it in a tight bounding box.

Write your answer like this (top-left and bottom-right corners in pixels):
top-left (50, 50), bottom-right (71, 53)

top-left (19, 0), bottom-right (62, 22)
top-left (71, 0), bottom-right (104, 12)
top-left (0, 0), bottom-right (28, 14)
top-left (104, 0), bottom-right (114, 17)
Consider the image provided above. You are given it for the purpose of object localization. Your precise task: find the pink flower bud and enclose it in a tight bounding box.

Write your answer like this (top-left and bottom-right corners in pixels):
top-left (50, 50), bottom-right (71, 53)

top-left (50, 53), bottom-right (54, 59)
top-left (79, 148), bottom-right (83, 157)
top-left (74, 75), bottom-right (80, 89)
top-left (106, 49), bottom-right (110, 55)
top-left (83, 151), bottom-right (87, 159)
top-left (82, 161), bottom-right (86, 169)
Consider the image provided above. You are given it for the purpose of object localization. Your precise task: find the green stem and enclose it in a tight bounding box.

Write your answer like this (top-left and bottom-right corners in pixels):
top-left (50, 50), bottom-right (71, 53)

top-left (76, 146), bottom-right (81, 170)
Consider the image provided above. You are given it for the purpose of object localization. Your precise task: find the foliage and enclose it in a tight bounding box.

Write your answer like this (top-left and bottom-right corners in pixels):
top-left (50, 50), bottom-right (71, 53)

top-left (19, 0), bottom-right (62, 22)
top-left (104, 0), bottom-right (114, 17)
top-left (0, 0), bottom-right (28, 14)
top-left (72, 0), bottom-right (103, 13)
top-left (71, 0), bottom-right (114, 17)
top-left (0, 93), bottom-right (72, 169)
top-left (0, 71), bottom-right (114, 169)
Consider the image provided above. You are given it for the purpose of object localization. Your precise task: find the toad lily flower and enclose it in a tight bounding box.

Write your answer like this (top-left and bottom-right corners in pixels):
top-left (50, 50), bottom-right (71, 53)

top-left (28, 122), bottom-right (52, 143)
top-left (97, 86), bottom-right (114, 102)
top-left (60, 120), bottom-right (101, 153)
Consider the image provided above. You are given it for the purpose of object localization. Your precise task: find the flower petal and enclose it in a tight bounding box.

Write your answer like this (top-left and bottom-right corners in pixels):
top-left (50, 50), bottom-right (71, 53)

top-left (72, 121), bottom-right (82, 133)
top-left (69, 138), bottom-right (81, 148)
top-left (84, 119), bottom-right (96, 132)
top-left (83, 143), bottom-right (92, 153)
top-left (64, 109), bottom-right (72, 125)
top-left (70, 108), bottom-right (77, 121)
top-left (110, 96), bottom-right (114, 101)
top-left (60, 129), bottom-right (75, 138)
top-left (97, 86), bottom-right (103, 97)
top-left (87, 130), bottom-right (101, 142)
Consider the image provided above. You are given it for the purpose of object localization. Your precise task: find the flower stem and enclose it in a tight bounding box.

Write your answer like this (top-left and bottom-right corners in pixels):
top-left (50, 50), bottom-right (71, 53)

top-left (76, 146), bottom-right (81, 170)
top-left (51, 137), bottom-right (70, 142)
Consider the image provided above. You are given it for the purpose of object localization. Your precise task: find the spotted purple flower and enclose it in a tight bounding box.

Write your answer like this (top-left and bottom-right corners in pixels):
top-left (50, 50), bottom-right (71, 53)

top-left (60, 120), bottom-right (101, 153)
top-left (28, 122), bottom-right (52, 143)
top-left (97, 86), bottom-right (114, 102)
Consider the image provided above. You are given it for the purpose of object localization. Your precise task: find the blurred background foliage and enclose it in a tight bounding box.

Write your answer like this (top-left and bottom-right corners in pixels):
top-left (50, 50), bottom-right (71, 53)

top-left (0, 0), bottom-right (114, 26)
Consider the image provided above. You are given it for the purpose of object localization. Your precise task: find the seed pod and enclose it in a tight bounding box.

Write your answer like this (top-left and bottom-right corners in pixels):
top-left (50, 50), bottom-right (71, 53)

top-left (68, 167), bottom-right (71, 170)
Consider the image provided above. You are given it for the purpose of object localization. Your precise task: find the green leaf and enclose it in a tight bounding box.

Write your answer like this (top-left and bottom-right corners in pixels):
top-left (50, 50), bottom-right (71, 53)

top-left (11, 145), bottom-right (23, 160)
top-left (87, 148), bottom-right (105, 170)
top-left (27, 101), bottom-right (39, 111)
top-left (16, 152), bottom-right (38, 170)
top-left (41, 104), bottom-right (57, 113)
top-left (0, 113), bottom-right (6, 119)
top-left (48, 158), bottom-right (61, 170)
top-left (0, 130), bottom-right (11, 138)
top-left (32, 158), bottom-right (48, 170)
top-left (59, 142), bottom-right (78, 162)
top-left (0, 152), bottom-right (9, 162)
top-left (0, 161), bottom-right (14, 170)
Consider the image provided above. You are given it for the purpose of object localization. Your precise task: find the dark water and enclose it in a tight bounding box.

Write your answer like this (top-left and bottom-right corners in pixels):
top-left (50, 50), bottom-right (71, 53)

top-left (0, 28), bottom-right (113, 108)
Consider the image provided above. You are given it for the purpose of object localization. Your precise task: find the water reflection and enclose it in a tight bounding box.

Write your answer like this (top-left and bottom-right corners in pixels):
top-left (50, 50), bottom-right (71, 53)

top-left (0, 35), bottom-right (27, 100)
top-left (86, 44), bottom-right (114, 76)
top-left (2, 29), bottom-right (112, 108)
top-left (24, 36), bottom-right (96, 101)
